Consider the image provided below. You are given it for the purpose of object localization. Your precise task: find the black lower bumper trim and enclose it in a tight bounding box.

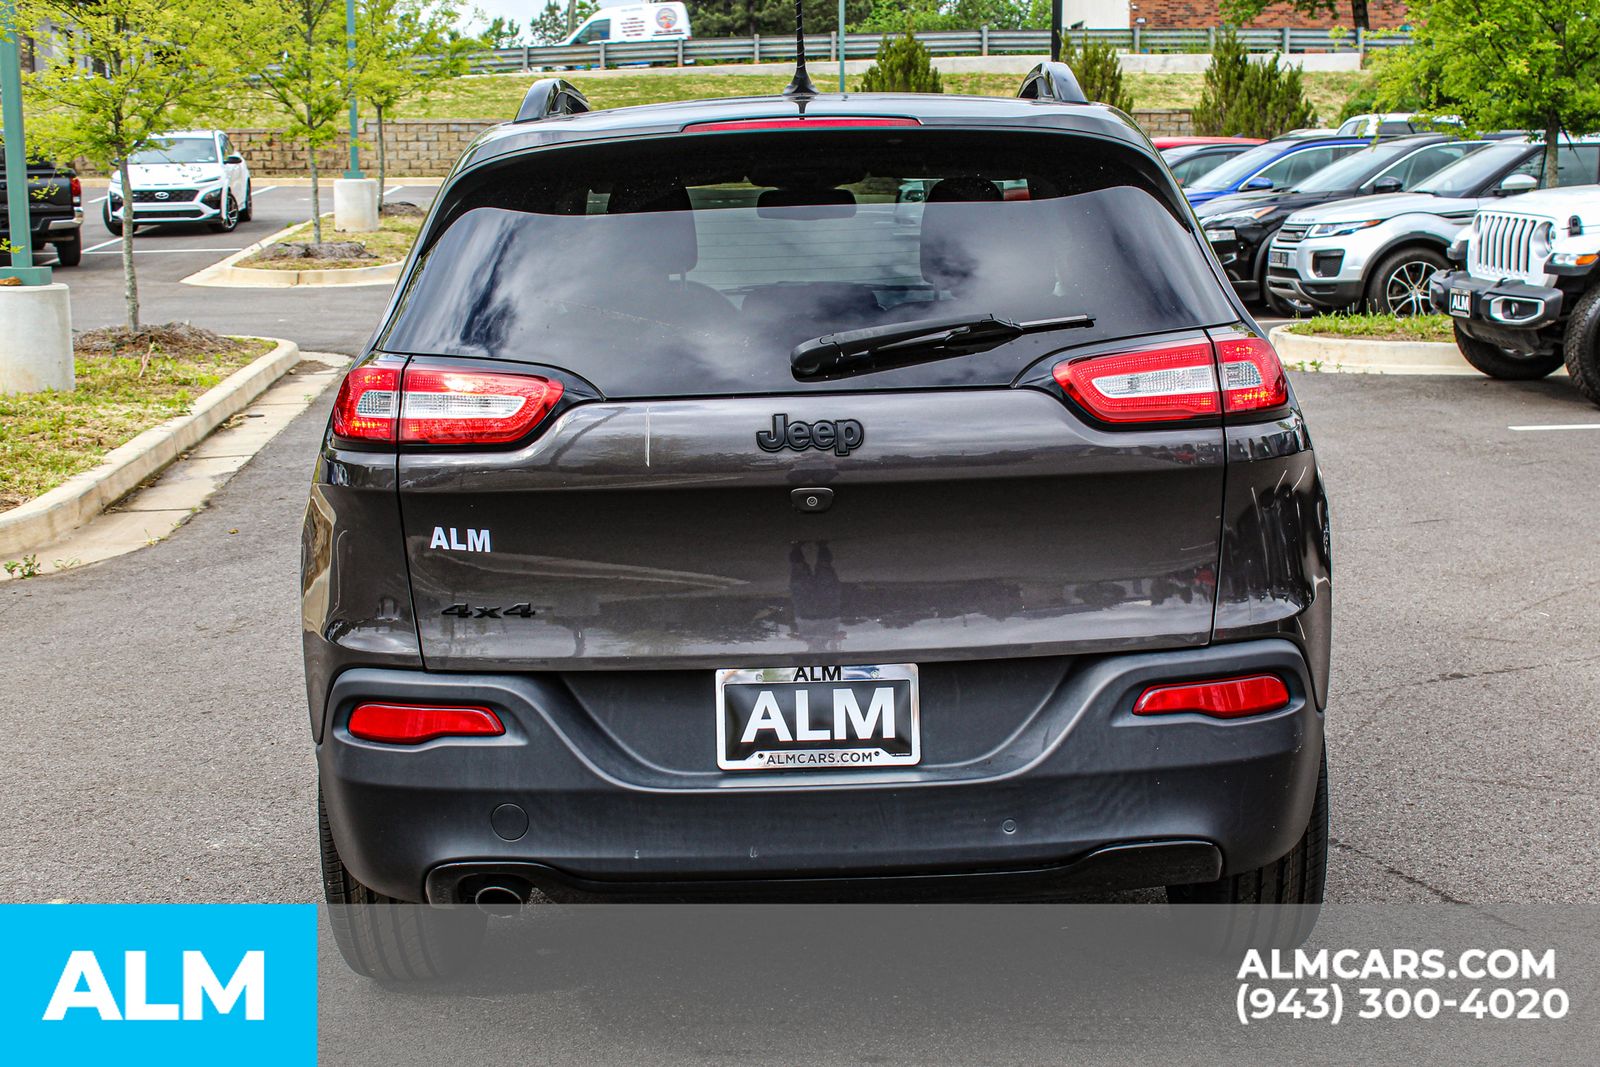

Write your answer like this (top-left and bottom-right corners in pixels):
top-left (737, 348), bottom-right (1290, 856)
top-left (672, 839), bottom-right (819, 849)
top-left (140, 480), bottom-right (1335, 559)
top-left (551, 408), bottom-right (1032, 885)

top-left (425, 840), bottom-right (1225, 904)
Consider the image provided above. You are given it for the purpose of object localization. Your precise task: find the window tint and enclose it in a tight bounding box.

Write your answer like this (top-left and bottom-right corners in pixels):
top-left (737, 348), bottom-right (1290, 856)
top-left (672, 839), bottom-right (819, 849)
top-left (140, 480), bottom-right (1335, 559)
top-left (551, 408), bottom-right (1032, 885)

top-left (1378, 121), bottom-right (1417, 135)
top-left (128, 138), bottom-right (218, 165)
top-left (383, 131), bottom-right (1234, 397)
top-left (1375, 142), bottom-right (1484, 189)
top-left (1258, 146), bottom-right (1351, 189)
top-left (1168, 150), bottom-right (1236, 186)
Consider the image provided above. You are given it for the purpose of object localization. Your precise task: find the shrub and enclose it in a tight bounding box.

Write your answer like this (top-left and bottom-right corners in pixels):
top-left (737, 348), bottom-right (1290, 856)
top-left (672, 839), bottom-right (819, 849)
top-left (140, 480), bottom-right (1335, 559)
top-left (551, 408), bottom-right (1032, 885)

top-left (1062, 36), bottom-right (1134, 111)
top-left (1193, 29), bottom-right (1317, 137)
top-left (860, 24), bottom-right (944, 94)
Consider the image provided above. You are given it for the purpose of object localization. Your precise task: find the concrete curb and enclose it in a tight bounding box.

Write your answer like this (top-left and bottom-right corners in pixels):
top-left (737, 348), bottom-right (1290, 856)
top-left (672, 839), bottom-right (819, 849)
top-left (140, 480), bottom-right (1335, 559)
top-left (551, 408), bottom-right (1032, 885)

top-left (180, 216), bottom-right (404, 289)
top-left (0, 338), bottom-right (301, 560)
top-left (1271, 324), bottom-right (1482, 376)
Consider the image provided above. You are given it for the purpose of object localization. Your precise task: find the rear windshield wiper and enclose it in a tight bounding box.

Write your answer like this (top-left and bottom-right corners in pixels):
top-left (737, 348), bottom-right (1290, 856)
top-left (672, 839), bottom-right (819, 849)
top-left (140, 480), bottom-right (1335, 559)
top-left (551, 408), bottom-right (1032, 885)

top-left (791, 312), bottom-right (1094, 381)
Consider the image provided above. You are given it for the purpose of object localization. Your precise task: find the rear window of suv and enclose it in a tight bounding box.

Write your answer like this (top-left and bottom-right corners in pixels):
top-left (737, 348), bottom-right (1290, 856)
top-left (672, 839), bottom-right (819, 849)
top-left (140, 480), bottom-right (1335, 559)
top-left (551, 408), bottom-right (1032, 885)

top-left (379, 129), bottom-right (1235, 396)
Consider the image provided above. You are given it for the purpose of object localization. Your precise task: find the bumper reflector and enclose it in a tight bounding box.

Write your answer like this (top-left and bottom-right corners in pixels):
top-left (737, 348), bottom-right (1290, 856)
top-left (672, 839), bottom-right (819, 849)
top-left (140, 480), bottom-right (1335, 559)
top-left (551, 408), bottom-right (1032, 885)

top-left (347, 702), bottom-right (505, 744)
top-left (1133, 674), bottom-right (1290, 719)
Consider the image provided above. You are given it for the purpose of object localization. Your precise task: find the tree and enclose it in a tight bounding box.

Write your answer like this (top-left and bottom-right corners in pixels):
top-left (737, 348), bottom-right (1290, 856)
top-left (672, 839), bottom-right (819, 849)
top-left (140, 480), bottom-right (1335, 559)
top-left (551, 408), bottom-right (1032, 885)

top-left (856, 0), bottom-right (1049, 32)
top-left (359, 0), bottom-right (474, 200)
top-left (528, 1), bottom-right (596, 44)
top-left (693, 1), bottom-right (871, 38)
top-left (20, 0), bottom-right (256, 330)
top-left (1221, 0), bottom-right (1379, 32)
top-left (245, 0), bottom-right (358, 243)
top-left (1061, 35), bottom-right (1133, 111)
top-left (1377, 0), bottom-right (1600, 188)
top-left (480, 16), bottom-right (523, 48)
top-left (1193, 30), bottom-right (1317, 138)
top-left (859, 22), bottom-right (942, 93)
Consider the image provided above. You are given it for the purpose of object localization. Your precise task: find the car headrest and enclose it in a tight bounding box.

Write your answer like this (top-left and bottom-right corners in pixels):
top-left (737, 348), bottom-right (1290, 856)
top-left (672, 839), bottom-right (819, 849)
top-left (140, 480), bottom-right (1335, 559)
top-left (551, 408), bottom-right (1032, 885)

top-left (606, 177), bottom-right (698, 274)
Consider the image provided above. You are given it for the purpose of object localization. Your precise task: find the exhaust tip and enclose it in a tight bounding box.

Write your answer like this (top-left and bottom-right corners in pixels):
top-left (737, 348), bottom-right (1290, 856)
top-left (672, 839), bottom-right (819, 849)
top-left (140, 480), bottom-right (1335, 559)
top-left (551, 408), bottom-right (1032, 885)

top-left (472, 883), bottom-right (526, 915)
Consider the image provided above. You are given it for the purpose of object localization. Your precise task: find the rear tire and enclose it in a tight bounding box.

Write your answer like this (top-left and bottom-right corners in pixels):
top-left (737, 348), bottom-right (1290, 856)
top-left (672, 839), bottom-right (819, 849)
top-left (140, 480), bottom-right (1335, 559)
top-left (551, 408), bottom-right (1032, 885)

top-left (319, 787), bottom-right (487, 983)
top-left (1367, 246), bottom-right (1447, 317)
top-left (53, 236), bottom-right (82, 267)
top-left (1561, 284), bottom-right (1600, 405)
top-left (238, 182), bottom-right (253, 222)
top-left (103, 203), bottom-right (122, 237)
top-left (1454, 323), bottom-right (1563, 380)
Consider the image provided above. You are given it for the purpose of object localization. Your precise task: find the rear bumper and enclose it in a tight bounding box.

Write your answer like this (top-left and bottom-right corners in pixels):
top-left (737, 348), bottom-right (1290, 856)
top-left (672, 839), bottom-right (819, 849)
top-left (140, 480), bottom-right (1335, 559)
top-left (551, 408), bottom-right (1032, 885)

top-left (1429, 270), bottom-right (1566, 352)
top-left (317, 639), bottom-right (1324, 902)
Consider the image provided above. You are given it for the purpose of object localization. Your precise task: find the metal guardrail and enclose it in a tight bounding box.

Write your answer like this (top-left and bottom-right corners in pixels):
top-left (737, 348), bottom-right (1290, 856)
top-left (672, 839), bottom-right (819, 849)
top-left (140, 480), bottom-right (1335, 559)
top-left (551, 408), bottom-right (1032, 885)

top-left (466, 26), bottom-right (1410, 74)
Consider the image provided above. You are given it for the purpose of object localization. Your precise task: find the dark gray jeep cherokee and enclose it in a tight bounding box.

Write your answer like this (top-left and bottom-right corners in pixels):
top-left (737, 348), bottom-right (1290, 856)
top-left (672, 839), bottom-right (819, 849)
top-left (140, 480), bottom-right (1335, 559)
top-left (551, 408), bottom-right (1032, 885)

top-left (303, 67), bottom-right (1332, 976)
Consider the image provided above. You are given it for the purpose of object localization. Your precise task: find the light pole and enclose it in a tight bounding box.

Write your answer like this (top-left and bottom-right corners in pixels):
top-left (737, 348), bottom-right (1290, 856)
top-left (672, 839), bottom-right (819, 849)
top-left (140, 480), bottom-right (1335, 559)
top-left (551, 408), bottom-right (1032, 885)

top-left (344, 0), bottom-right (361, 179)
top-left (838, 0), bottom-right (845, 91)
top-left (1, 0), bottom-right (48, 285)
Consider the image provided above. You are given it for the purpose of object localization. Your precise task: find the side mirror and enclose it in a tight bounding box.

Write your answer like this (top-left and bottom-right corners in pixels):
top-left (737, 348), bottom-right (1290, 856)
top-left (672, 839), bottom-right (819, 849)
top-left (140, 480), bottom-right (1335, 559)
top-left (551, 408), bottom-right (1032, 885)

top-left (1370, 176), bottom-right (1404, 195)
top-left (1497, 173), bottom-right (1538, 196)
top-left (225, 154), bottom-right (244, 165)
top-left (1242, 176), bottom-right (1274, 191)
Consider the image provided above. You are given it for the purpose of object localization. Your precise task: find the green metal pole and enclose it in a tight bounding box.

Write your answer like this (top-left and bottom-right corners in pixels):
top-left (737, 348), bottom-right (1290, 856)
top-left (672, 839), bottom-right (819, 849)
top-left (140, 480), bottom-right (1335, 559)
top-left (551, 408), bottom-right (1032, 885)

top-left (1, 0), bottom-right (49, 284)
top-left (838, 0), bottom-right (845, 91)
top-left (344, 0), bottom-right (361, 178)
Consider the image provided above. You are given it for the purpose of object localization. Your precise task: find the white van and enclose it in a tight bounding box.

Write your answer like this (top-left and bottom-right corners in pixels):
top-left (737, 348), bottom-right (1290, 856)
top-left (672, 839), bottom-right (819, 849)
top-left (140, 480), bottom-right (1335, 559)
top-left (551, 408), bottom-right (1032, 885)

top-left (561, 3), bottom-right (691, 46)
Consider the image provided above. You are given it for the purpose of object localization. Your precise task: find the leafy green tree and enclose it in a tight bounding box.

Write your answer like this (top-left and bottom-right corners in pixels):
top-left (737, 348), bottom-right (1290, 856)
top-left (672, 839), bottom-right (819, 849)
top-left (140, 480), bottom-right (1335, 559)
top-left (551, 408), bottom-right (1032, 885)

top-left (860, 22), bottom-right (943, 93)
top-left (1193, 30), bottom-right (1316, 137)
top-left (1221, 0), bottom-right (1378, 32)
top-left (528, 0), bottom-right (596, 44)
top-left (480, 16), bottom-right (523, 48)
top-left (359, 0), bottom-right (474, 199)
top-left (1062, 36), bottom-right (1133, 111)
top-left (694, 1), bottom-right (871, 38)
top-left (19, 0), bottom-right (258, 330)
top-left (1377, 0), bottom-right (1600, 187)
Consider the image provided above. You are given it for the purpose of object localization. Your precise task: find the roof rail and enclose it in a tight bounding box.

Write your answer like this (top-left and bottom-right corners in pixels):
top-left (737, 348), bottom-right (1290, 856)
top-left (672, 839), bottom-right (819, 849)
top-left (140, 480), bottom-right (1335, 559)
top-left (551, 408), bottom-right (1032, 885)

top-left (514, 78), bottom-right (591, 124)
top-left (1017, 62), bottom-right (1088, 105)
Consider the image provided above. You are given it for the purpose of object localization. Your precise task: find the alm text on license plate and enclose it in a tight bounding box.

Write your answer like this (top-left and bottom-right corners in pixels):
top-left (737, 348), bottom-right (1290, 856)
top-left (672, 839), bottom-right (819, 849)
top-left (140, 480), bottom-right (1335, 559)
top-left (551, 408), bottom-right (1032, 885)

top-left (715, 664), bottom-right (920, 771)
top-left (1449, 288), bottom-right (1472, 317)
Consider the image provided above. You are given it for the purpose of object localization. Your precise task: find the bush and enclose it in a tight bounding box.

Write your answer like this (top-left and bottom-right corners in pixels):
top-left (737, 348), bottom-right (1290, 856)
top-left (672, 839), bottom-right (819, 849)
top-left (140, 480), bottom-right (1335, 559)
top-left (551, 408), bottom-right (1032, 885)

top-left (860, 24), bottom-right (944, 94)
top-left (1062, 36), bottom-right (1134, 111)
top-left (1193, 30), bottom-right (1317, 137)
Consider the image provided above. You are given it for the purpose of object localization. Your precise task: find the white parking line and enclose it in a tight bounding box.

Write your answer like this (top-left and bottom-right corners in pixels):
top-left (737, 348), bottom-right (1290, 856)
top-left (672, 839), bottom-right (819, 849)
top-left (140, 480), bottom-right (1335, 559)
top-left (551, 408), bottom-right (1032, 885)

top-left (253, 185), bottom-right (279, 195)
top-left (1508, 423), bottom-right (1600, 432)
top-left (83, 237), bottom-right (123, 253)
top-left (85, 247), bottom-right (243, 255)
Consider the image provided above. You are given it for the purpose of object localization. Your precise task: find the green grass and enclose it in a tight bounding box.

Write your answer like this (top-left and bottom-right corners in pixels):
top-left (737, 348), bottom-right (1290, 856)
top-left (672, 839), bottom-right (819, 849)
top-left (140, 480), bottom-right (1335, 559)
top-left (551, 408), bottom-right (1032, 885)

top-left (215, 70), bottom-right (1365, 127)
top-left (1285, 313), bottom-right (1455, 343)
top-left (0, 340), bottom-right (272, 512)
top-left (242, 214), bottom-right (422, 270)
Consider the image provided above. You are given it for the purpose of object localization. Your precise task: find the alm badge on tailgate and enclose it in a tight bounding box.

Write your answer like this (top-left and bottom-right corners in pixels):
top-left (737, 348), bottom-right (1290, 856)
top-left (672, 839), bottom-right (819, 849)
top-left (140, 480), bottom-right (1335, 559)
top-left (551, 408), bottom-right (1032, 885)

top-left (716, 664), bottom-right (920, 771)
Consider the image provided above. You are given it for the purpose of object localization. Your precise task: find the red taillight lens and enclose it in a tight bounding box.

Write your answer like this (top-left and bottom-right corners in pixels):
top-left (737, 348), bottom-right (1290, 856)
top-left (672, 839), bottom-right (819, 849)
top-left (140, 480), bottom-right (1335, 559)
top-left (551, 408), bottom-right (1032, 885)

top-left (347, 702), bottom-right (504, 744)
top-left (398, 367), bottom-right (563, 445)
top-left (1052, 339), bottom-right (1219, 423)
top-left (684, 117), bottom-right (921, 133)
top-left (1215, 334), bottom-right (1288, 413)
top-left (1133, 675), bottom-right (1291, 719)
top-left (331, 355), bottom-right (403, 442)
top-left (69, 176), bottom-right (82, 202)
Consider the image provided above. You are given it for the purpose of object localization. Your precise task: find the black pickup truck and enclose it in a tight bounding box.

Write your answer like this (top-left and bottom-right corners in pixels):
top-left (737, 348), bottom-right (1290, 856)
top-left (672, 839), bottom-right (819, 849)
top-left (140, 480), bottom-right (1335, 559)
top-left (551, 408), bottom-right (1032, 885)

top-left (0, 158), bottom-right (84, 267)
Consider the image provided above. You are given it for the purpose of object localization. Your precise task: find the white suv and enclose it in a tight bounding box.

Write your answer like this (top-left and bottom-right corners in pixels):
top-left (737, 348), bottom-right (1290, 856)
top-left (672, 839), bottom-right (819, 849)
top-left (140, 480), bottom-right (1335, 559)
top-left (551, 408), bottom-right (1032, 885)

top-left (1430, 185), bottom-right (1600, 404)
top-left (105, 130), bottom-right (253, 235)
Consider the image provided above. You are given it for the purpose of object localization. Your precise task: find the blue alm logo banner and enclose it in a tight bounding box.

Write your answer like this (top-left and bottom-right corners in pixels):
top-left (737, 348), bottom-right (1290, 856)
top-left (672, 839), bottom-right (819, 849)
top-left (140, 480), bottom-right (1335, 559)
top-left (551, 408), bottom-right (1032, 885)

top-left (0, 904), bottom-right (317, 1064)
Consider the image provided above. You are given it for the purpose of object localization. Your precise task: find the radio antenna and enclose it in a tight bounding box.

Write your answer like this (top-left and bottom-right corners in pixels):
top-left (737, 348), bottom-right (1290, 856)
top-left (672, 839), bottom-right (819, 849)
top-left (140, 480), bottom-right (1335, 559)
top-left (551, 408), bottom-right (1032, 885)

top-left (783, 0), bottom-right (818, 97)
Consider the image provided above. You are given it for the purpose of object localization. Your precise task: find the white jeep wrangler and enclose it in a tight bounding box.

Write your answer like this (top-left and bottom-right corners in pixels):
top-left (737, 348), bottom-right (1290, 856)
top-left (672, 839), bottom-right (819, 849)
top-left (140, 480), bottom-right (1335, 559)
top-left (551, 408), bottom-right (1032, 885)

top-left (1431, 185), bottom-right (1600, 403)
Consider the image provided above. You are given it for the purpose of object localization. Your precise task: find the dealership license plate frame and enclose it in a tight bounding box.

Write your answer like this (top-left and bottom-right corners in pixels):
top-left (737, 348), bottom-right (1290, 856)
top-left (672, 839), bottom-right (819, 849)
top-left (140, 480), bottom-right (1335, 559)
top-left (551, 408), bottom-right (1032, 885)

top-left (715, 664), bottom-right (921, 772)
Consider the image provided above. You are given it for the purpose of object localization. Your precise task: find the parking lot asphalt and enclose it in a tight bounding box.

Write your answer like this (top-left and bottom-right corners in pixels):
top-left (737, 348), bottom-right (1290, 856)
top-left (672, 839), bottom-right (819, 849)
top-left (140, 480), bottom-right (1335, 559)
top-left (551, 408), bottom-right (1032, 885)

top-left (59, 182), bottom-right (437, 351)
top-left (2, 362), bottom-right (1596, 907)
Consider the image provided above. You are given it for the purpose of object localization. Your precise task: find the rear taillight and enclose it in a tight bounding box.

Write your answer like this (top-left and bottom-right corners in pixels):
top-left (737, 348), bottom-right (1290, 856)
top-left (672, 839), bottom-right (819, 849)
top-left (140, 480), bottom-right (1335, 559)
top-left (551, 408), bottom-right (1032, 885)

top-left (347, 702), bottom-right (505, 744)
top-left (1215, 334), bottom-right (1288, 413)
top-left (69, 176), bottom-right (82, 203)
top-left (331, 357), bottom-right (563, 446)
top-left (1052, 339), bottom-right (1219, 423)
top-left (331, 354), bottom-right (404, 442)
top-left (1050, 333), bottom-right (1288, 425)
top-left (1133, 674), bottom-right (1290, 719)
top-left (684, 117), bottom-right (921, 133)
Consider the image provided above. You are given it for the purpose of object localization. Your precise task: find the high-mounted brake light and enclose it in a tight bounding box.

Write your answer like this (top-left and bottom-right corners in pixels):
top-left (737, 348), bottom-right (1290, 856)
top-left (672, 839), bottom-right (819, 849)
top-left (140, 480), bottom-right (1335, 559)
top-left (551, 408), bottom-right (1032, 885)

top-left (1052, 339), bottom-right (1219, 423)
top-left (684, 117), bottom-right (921, 133)
top-left (399, 367), bottom-right (563, 445)
top-left (1133, 675), bottom-right (1291, 719)
top-left (347, 702), bottom-right (505, 744)
top-left (331, 354), bottom-right (404, 442)
top-left (1215, 334), bottom-right (1288, 413)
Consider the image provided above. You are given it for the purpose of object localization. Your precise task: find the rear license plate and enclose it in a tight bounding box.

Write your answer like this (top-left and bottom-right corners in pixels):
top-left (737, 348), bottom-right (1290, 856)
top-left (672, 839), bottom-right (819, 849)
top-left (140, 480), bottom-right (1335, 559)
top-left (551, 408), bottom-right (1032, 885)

top-left (716, 664), bottom-right (920, 771)
top-left (1449, 288), bottom-right (1472, 317)
top-left (1269, 249), bottom-right (1291, 268)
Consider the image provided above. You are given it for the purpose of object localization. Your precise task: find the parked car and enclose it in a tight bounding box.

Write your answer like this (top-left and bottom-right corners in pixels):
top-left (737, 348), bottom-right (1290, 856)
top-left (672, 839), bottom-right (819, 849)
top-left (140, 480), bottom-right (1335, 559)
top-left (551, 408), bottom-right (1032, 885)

top-left (1336, 113), bottom-right (1422, 137)
top-left (1196, 135), bottom-right (1493, 313)
top-left (560, 2), bottom-right (690, 45)
top-left (104, 130), bottom-right (253, 236)
top-left (305, 69), bottom-right (1333, 978)
top-left (1430, 185), bottom-right (1600, 400)
top-left (1183, 133), bottom-right (1374, 206)
top-left (1155, 137), bottom-right (1265, 188)
top-left (1267, 138), bottom-right (1600, 316)
top-left (0, 154), bottom-right (83, 267)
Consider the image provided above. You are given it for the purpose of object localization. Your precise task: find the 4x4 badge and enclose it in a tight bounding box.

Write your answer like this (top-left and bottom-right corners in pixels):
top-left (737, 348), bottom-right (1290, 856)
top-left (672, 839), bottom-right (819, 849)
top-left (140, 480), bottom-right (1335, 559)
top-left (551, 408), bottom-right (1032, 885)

top-left (756, 413), bottom-right (864, 456)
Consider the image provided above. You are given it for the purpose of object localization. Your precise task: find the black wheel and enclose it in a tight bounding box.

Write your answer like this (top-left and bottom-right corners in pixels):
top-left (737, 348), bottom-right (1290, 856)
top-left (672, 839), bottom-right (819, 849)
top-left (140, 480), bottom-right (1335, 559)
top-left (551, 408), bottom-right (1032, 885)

top-left (1454, 323), bottom-right (1563, 380)
top-left (103, 202), bottom-right (122, 237)
top-left (209, 193), bottom-right (239, 233)
top-left (1367, 246), bottom-right (1448, 317)
top-left (53, 236), bottom-right (82, 267)
top-left (1561, 285), bottom-right (1600, 405)
top-left (319, 788), bottom-right (487, 982)
top-left (238, 182), bottom-right (253, 222)
top-left (1169, 747), bottom-right (1328, 906)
